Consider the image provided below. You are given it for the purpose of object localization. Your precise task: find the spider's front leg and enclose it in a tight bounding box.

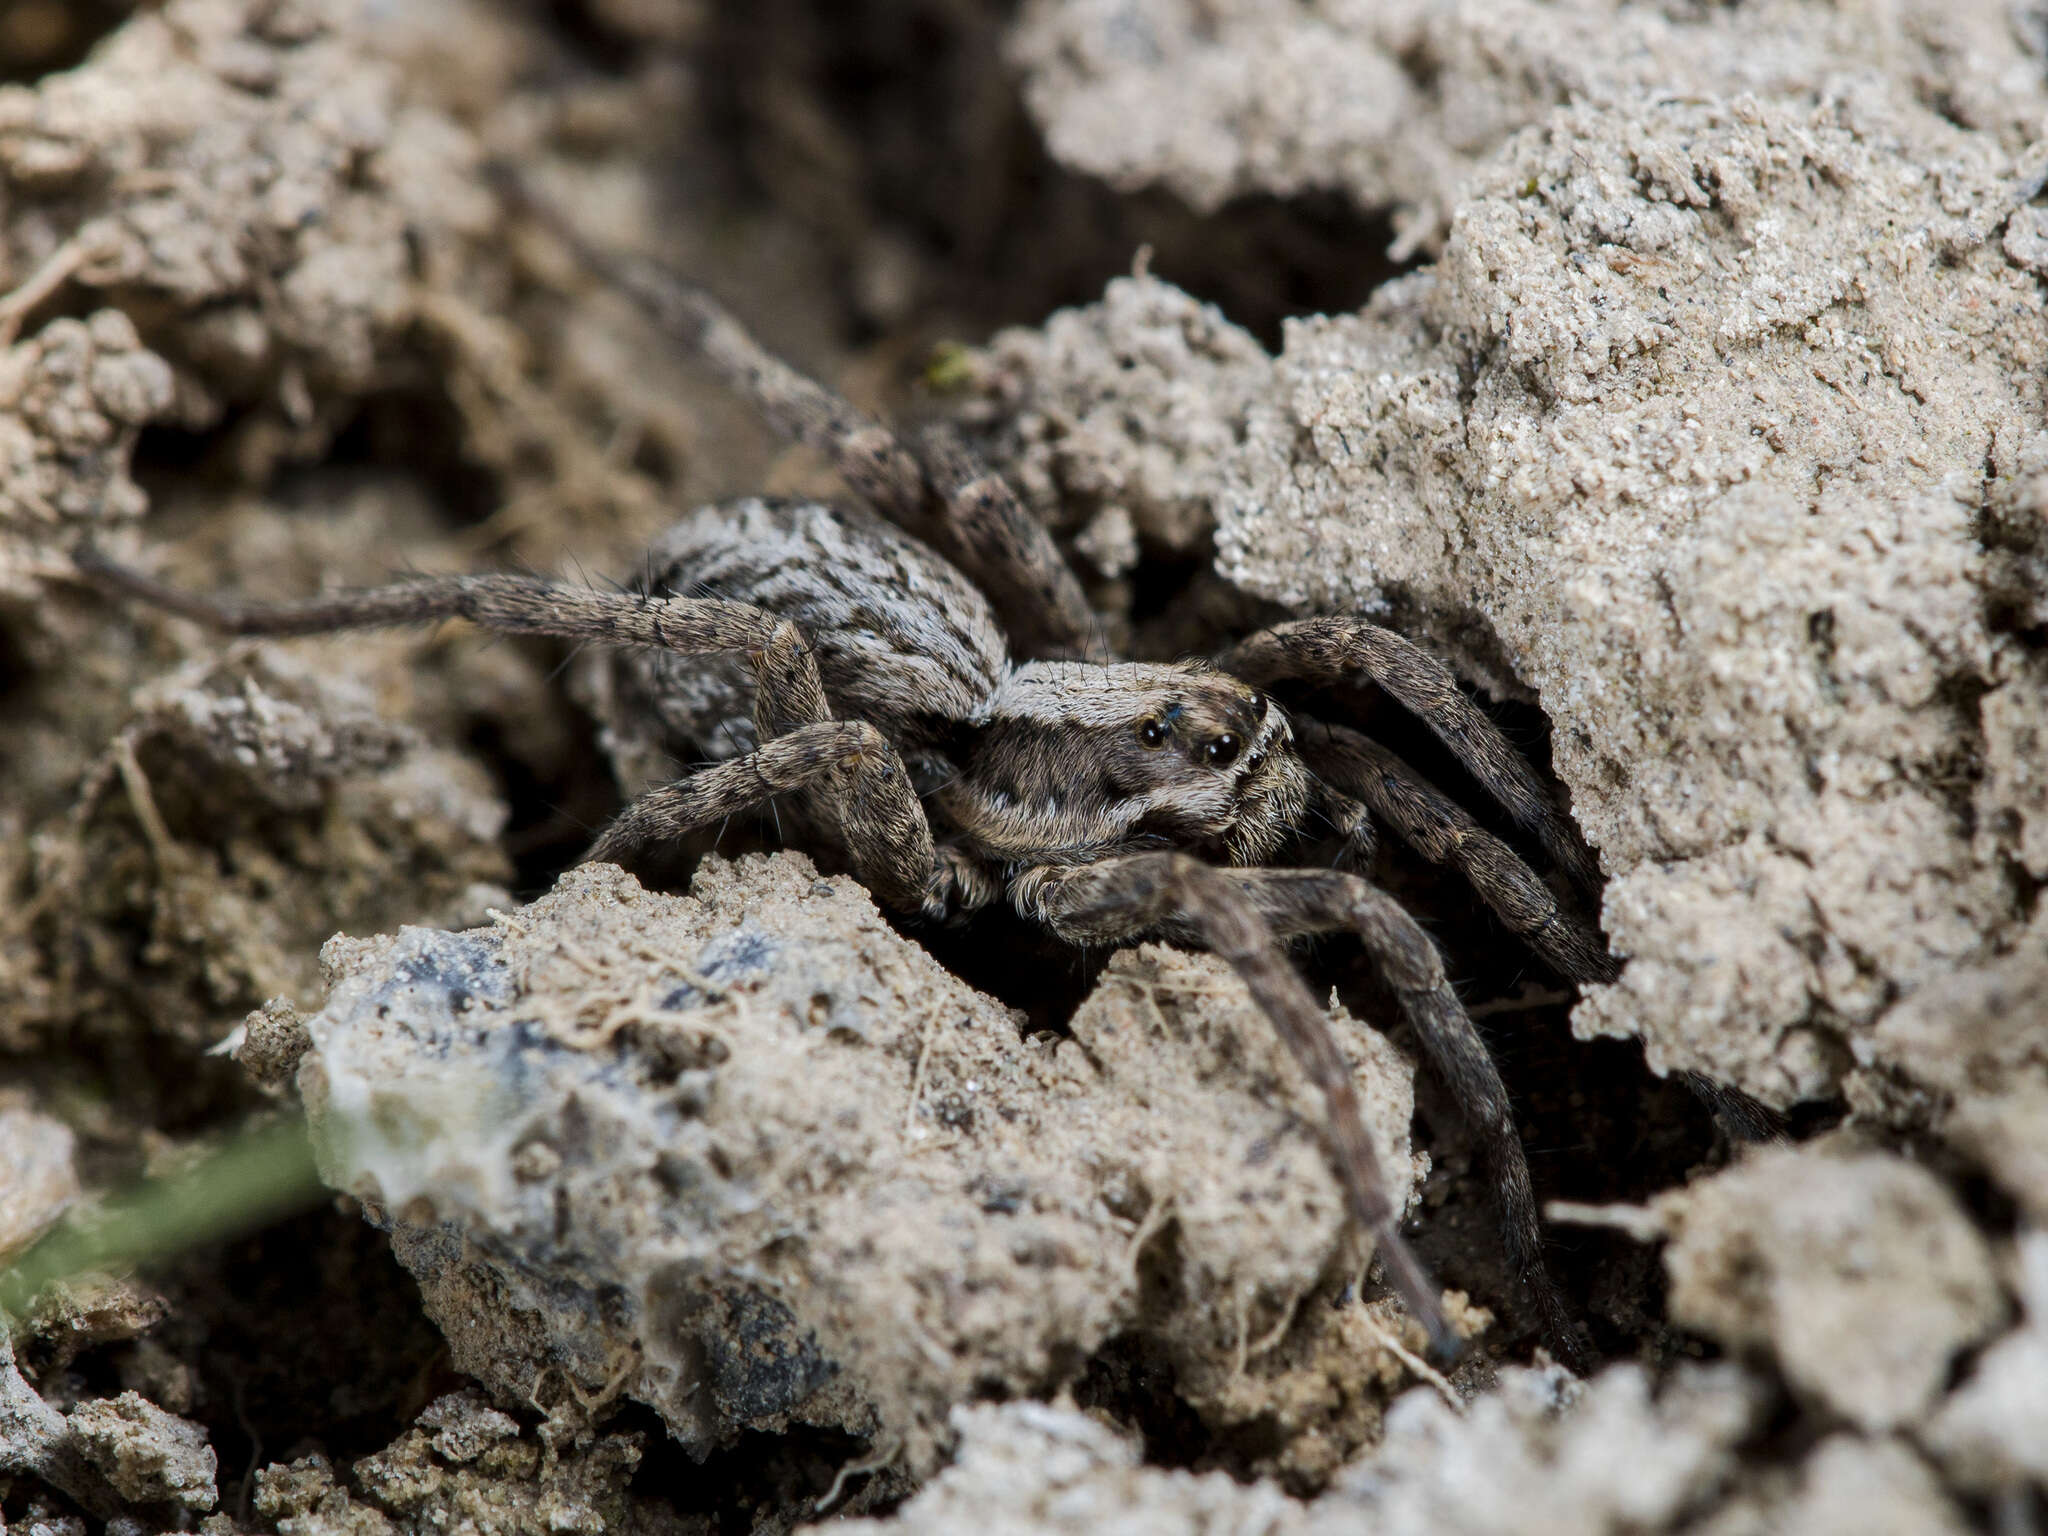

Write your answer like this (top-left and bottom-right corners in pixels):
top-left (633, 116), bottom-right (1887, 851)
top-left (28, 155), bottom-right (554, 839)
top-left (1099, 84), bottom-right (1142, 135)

top-left (1299, 720), bottom-right (1616, 985)
top-left (1014, 853), bottom-right (1460, 1362)
top-left (585, 720), bottom-right (934, 913)
top-left (1020, 853), bottom-right (1588, 1370)
top-left (1222, 619), bottom-right (1599, 892)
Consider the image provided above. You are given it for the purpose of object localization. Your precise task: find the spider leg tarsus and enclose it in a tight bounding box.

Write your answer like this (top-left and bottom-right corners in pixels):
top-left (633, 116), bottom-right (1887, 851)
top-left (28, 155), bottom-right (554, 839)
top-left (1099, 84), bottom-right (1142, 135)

top-left (1375, 1223), bottom-right (1462, 1365)
top-left (1680, 1070), bottom-right (1788, 1143)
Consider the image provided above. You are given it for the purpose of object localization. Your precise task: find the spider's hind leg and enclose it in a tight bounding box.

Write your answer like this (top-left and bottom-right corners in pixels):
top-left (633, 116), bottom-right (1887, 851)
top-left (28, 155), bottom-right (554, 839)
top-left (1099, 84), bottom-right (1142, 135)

top-left (76, 554), bottom-right (836, 735)
top-left (73, 552), bottom-right (940, 907)
top-left (498, 177), bottom-right (1098, 659)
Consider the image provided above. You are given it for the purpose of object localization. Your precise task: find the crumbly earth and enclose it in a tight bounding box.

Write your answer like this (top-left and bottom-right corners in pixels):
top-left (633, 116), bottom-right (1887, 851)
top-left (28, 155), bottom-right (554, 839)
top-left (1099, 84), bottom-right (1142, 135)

top-left (296, 853), bottom-right (1429, 1483)
top-left (1009, 0), bottom-right (2048, 254)
top-left (1653, 1142), bottom-right (2006, 1432)
top-left (0, 1), bottom-right (2044, 1534)
top-left (970, 82), bottom-right (2048, 1117)
top-left (247, 1390), bottom-right (678, 1536)
top-left (829, 1364), bottom-right (1910, 1536)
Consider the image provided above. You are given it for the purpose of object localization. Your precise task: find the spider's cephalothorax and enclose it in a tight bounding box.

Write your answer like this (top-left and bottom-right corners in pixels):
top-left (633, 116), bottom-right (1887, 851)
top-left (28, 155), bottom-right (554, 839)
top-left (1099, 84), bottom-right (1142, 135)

top-left (946, 661), bottom-right (1307, 870)
top-left (77, 188), bottom-right (1778, 1368)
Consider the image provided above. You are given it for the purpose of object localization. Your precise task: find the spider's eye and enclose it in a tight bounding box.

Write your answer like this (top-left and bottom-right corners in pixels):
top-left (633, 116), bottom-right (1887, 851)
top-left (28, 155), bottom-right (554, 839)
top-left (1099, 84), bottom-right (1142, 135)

top-left (1248, 692), bottom-right (1267, 717)
top-left (1204, 733), bottom-right (1242, 768)
top-left (1138, 718), bottom-right (1170, 748)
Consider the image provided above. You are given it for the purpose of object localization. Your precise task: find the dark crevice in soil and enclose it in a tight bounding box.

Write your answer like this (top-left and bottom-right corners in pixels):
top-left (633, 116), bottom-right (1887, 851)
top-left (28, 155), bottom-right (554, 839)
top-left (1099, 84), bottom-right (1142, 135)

top-left (1136, 189), bottom-right (1413, 354)
top-left (1401, 1000), bottom-right (1719, 1360)
top-left (134, 414), bottom-right (259, 489)
top-left (904, 902), bottom-right (1108, 1036)
top-left (1124, 554), bottom-right (1294, 662)
top-left (0, 0), bottom-right (133, 82)
top-left (147, 1207), bottom-right (459, 1510)
top-left (318, 386), bottom-right (508, 532)
top-left (0, 609), bottom-right (29, 714)
top-left (621, 1407), bottom-right (905, 1534)
top-left (694, 0), bottom-right (1412, 354)
top-left (470, 701), bottom-right (622, 900)
top-left (134, 379), bottom-right (507, 535)
top-left (2012, 862), bottom-right (2046, 933)
top-left (539, 0), bottom-right (653, 77)
top-left (1073, 1335), bottom-right (1209, 1473)
top-left (1781, 1097), bottom-right (1849, 1141)
top-left (86, 1012), bottom-right (267, 1148)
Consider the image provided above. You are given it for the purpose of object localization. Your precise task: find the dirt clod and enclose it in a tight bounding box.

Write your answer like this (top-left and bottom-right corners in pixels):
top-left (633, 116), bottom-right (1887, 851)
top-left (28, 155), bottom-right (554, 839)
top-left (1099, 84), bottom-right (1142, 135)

top-left (296, 854), bottom-right (1429, 1476)
top-left (1656, 1145), bottom-right (2005, 1432)
top-left (66, 1392), bottom-right (216, 1513)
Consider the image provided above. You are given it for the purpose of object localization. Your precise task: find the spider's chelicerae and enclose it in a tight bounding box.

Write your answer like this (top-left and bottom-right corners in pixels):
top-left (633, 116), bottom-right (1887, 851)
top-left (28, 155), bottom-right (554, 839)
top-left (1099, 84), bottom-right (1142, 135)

top-left (79, 196), bottom-right (1772, 1368)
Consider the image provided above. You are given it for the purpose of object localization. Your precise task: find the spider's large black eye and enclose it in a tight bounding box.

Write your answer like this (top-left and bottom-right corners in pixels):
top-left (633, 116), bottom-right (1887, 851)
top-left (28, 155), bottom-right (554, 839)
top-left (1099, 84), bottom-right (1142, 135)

top-left (1204, 733), bottom-right (1242, 768)
top-left (1138, 718), bottom-right (1170, 748)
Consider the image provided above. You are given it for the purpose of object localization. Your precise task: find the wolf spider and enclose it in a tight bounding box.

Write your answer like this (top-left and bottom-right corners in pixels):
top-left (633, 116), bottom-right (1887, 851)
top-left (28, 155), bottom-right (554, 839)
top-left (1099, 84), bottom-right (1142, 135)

top-left (77, 191), bottom-right (1769, 1369)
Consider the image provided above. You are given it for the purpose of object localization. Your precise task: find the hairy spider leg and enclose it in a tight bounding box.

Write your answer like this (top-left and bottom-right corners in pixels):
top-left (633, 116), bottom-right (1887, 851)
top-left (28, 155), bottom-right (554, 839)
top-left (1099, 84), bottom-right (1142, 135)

top-left (1301, 721), bottom-right (1615, 985)
top-left (1223, 619), bottom-right (1601, 893)
top-left (494, 166), bottom-right (1098, 659)
top-left (588, 721), bottom-right (933, 911)
top-left (1100, 859), bottom-right (1589, 1370)
top-left (1016, 852), bottom-right (1467, 1363)
top-left (1302, 721), bottom-right (1786, 1143)
top-left (73, 552), bottom-right (937, 907)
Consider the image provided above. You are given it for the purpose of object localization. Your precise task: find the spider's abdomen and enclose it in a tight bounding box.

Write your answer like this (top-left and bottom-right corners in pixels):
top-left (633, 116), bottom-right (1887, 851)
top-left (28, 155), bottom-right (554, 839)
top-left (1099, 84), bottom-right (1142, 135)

top-left (595, 497), bottom-right (1009, 792)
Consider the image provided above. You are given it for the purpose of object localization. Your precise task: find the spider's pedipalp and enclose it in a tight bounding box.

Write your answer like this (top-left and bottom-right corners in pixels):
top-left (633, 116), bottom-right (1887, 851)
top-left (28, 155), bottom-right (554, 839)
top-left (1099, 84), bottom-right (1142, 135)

top-left (1017, 851), bottom-right (1461, 1361)
top-left (1312, 784), bottom-right (1379, 870)
top-left (1221, 618), bottom-right (1600, 893)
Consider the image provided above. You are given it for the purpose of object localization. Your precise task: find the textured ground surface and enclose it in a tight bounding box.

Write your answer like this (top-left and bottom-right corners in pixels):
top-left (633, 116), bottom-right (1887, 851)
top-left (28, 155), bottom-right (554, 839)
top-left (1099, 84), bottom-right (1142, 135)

top-left (0, 0), bottom-right (2043, 1533)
